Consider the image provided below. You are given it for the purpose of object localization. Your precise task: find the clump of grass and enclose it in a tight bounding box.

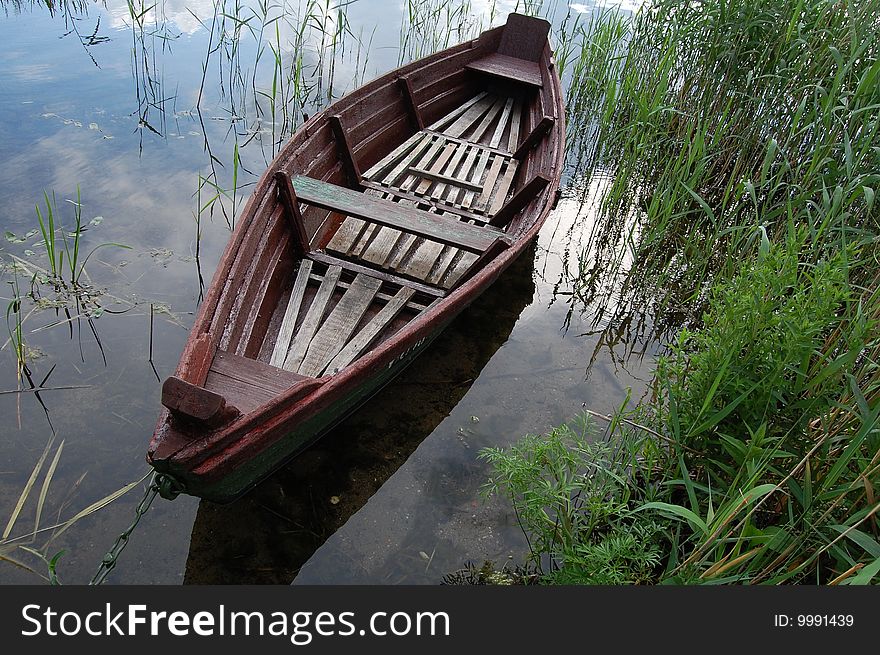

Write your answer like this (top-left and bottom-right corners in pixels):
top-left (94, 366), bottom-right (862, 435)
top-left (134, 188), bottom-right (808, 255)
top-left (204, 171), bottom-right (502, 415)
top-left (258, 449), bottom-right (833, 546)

top-left (480, 414), bottom-right (672, 584)
top-left (32, 187), bottom-right (130, 289)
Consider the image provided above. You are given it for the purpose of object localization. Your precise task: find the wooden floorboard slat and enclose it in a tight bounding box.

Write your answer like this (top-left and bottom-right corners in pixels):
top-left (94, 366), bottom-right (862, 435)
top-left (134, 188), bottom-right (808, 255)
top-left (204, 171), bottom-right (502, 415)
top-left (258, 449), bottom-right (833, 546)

top-left (414, 141), bottom-right (457, 195)
top-left (298, 273), bottom-right (382, 377)
top-left (443, 251), bottom-right (480, 287)
top-left (508, 98), bottom-right (522, 152)
top-left (397, 238), bottom-right (446, 281)
top-left (459, 149), bottom-right (491, 210)
top-left (269, 259), bottom-right (313, 368)
top-left (383, 133), bottom-right (437, 187)
top-left (283, 264), bottom-right (342, 374)
top-left (488, 159), bottom-right (518, 216)
top-left (426, 244), bottom-right (459, 286)
top-left (444, 95), bottom-right (495, 138)
top-left (391, 135), bottom-right (445, 189)
top-left (363, 131), bottom-right (426, 180)
top-left (490, 97), bottom-right (515, 149)
top-left (427, 91), bottom-right (488, 132)
top-left (409, 166), bottom-right (482, 193)
top-left (325, 286), bottom-right (416, 374)
top-left (468, 96), bottom-right (506, 143)
top-left (475, 154), bottom-right (505, 212)
top-left (430, 141), bottom-right (472, 202)
top-left (326, 217), bottom-right (367, 255)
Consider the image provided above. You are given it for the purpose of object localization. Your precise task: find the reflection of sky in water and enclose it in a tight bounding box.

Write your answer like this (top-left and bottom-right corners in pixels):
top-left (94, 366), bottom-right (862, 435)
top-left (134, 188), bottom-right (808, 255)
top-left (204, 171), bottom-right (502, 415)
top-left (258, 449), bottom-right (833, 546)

top-left (0, 0), bottom-right (652, 584)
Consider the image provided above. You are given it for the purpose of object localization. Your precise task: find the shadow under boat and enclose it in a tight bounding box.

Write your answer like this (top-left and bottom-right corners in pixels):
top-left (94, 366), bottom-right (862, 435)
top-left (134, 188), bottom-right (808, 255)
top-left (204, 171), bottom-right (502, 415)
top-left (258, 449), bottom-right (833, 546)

top-left (182, 240), bottom-right (536, 584)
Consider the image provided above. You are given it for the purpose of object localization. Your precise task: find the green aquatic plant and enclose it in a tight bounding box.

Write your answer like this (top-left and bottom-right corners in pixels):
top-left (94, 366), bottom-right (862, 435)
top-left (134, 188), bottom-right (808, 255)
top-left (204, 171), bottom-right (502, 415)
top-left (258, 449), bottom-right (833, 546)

top-left (0, 435), bottom-right (149, 583)
top-left (480, 413), bottom-right (672, 584)
top-left (32, 187), bottom-right (130, 289)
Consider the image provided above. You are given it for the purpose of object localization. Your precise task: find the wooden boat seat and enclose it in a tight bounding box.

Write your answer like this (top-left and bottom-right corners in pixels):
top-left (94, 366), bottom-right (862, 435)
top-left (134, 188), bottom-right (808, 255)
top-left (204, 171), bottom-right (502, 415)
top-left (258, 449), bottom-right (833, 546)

top-left (291, 174), bottom-right (502, 253)
top-left (466, 54), bottom-right (543, 88)
top-left (465, 14), bottom-right (550, 88)
top-left (293, 172), bottom-right (510, 291)
top-left (162, 350), bottom-right (324, 429)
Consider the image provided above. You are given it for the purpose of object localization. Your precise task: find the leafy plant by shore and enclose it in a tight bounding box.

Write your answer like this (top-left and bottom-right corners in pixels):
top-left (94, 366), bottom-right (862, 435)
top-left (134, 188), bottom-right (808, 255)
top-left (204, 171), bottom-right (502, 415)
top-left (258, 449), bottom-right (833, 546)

top-left (480, 0), bottom-right (879, 585)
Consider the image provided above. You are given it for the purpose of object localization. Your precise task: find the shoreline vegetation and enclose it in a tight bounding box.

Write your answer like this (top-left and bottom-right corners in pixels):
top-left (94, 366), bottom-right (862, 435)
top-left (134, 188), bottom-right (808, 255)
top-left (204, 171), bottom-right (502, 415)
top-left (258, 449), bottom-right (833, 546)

top-left (477, 0), bottom-right (880, 585)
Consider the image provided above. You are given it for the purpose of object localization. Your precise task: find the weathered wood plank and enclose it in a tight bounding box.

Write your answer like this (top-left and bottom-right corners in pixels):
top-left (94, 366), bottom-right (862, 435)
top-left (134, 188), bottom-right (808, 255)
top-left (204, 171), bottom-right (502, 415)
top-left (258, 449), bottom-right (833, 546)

top-left (308, 272), bottom-right (430, 312)
top-left (444, 95), bottom-right (495, 138)
top-left (298, 274), bottom-right (382, 377)
top-left (425, 244), bottom-right (459, 286)
top-left (442, 251), bottom-right (480, 288)
top-left (397, 238), bottom-right (446, 281)
top-left (362, 131), bottom-right (427, 181)
top-left (414, 141), bottom-right (457, 195)
top-left (309, 251), bottom-right (445, 298)
top-left (283, 264), bottom-right (342, 373)
top-left (269, 259), bottom-right (313, 368)
top-left (213, 349), bottom-right (308, 394)
top-left (360, 180), bottom-right (494, 226)
top-left (468, 96), bottom-right (506, 142)
top-left (326, 217), bottom-right (368, 255)
top-left (360, 191), bottom-right (405, 266)
top-left (507, 98), bottom-right (522, 152)
top-left (389, 134), bottom-right (444, 189)
top-left (385, 232), bottom-right (419, 270)
top-left (475, 154), bottom-right (505, 212)
top-left (427, 91), bottom-right (488, 132)
top-left (430, 141), bottom-right (472, 202)
top-left (206, 350), bottom-right (319, 414)
top-left (487, 159), bottom-right (518, 216)
top-left (350, 222), bottom-right (381, 258)
top-left (408, 166), bottom-right (483, 193)
top-left (439, 144), bottom-right (476, 206)
top-left (490, 97), bottom-right (515, 149)
top-left (291, 175), bottom-right (499, 252)
top-left (325, 286), bottom-right (416, 374)
top-left (459, 149), bottom-right (491, 210)
top-left (423, 130), bottom-right (512, 156)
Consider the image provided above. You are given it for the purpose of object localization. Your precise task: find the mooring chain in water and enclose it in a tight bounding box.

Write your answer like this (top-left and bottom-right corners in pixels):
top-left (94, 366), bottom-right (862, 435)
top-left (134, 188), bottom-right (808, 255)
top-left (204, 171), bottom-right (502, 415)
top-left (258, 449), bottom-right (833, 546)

top-left (89, 470), bottom-right (181, 585)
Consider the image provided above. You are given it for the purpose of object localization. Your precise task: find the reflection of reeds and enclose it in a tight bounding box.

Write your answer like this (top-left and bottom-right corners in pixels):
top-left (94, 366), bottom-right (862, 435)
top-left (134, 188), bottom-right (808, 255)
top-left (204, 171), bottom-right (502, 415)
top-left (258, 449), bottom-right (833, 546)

top-left (564, 0), bottom-right (880, 328)
top-left (128, 0), bottom-right (180, 149)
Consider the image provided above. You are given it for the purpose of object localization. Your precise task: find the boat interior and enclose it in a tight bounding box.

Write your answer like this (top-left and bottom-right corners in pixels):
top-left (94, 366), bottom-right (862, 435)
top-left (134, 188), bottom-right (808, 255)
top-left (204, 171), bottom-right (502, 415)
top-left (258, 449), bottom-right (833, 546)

top-left (160, 14), bottom-right (557, 429)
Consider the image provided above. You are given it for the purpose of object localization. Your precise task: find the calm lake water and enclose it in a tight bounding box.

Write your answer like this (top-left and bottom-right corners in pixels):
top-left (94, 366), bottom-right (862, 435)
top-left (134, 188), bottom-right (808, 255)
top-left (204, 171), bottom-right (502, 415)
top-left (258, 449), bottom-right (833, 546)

top-left (0, 0), bottom-right (654, 584)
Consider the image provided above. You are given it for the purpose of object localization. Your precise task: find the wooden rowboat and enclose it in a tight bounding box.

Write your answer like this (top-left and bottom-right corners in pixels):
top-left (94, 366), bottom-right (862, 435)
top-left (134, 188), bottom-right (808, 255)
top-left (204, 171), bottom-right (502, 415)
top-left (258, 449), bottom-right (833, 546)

top-left (147, 13), bottom-right (565, 502)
